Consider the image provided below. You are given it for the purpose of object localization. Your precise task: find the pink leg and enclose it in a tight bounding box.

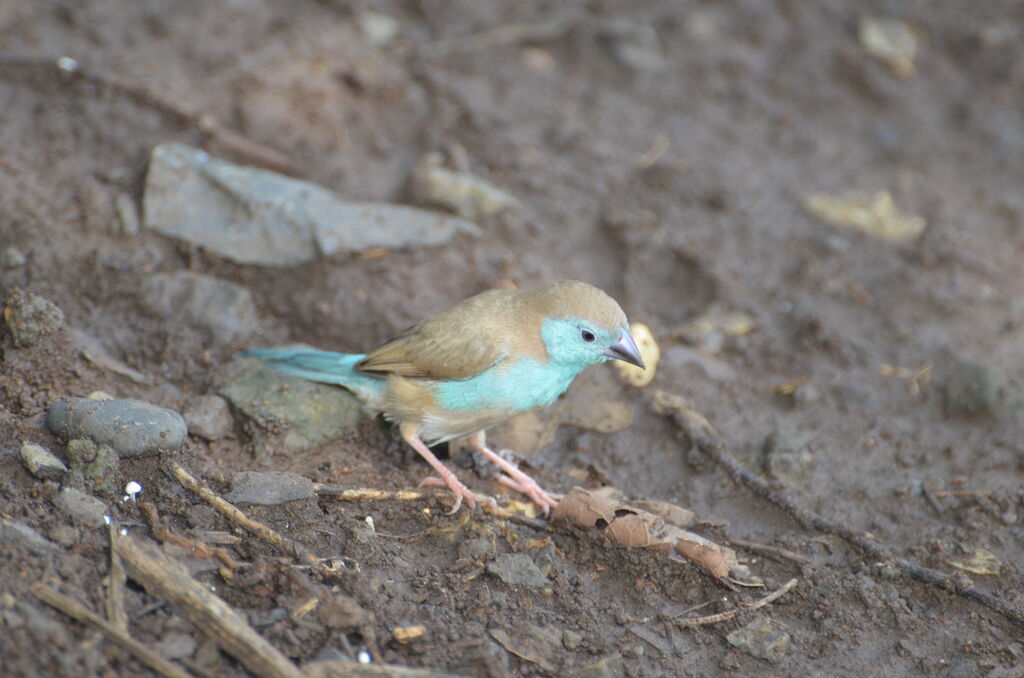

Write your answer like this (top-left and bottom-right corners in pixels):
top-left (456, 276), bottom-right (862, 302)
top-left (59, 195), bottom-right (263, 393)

top-left (400, 424), bottom-right (496, 514)
top-left (467, 432), bottom-right (561, 515)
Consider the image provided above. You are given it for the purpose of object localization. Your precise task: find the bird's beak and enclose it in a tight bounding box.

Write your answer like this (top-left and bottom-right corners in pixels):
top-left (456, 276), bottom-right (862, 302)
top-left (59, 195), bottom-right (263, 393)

top-left (604, 328), bottom-right (645, 369)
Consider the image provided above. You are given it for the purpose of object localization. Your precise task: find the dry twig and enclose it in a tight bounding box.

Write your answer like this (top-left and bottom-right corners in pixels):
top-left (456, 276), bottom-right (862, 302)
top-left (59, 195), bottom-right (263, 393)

top-left (728, 538), bottom-right (819, 570)
top-left (111, 532), bottom-right (306, 678)
top-left (0, 54), bottom-right (295, 174)
top-left (677, 578), bottom-right (798, 628)
top-left (653, 390), bottom-right (1024, 629)
top-left (170, 462), bottom-right (321, 567)
top-left (30, 582), bottom-right (193, 678)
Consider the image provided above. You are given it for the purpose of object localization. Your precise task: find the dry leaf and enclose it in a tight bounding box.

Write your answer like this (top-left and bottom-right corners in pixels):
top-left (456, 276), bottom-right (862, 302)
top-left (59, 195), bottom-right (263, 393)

top-left (802, 191), bottom-right (926, 244)
top-left (947, 548), bottom-right (1001, 576)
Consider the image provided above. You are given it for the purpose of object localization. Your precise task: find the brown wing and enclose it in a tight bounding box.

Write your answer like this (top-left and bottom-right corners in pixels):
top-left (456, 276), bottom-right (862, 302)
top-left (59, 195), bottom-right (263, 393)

top-left (356, 289), bottom-right (518, 380)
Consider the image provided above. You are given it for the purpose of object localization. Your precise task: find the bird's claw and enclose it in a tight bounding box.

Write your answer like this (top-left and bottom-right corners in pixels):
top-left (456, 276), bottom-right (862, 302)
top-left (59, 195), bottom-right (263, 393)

top-left (420, 476), bottom-right (498, 514)
top-left (496, 473), bottom-right (562, 516)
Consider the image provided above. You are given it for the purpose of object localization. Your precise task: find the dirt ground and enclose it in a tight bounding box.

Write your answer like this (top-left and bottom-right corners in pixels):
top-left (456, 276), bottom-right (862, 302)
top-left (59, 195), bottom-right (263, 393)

top-left (2, 1), bottom-right (1024, 676)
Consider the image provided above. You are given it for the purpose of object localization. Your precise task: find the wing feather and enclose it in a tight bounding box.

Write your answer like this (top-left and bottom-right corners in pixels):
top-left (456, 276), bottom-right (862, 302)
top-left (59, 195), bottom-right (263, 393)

top-left (356, 289), bottom-right (518, 380)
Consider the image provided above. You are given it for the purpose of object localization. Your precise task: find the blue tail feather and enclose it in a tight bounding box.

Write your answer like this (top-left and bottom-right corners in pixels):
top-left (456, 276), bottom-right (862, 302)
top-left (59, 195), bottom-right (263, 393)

top-left (241, 348), bottom-right (385, 402)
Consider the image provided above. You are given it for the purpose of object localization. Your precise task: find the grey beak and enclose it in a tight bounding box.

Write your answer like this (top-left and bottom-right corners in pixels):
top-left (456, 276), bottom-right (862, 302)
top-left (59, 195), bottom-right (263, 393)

top-left (604, 328), bottom-right (645, 369)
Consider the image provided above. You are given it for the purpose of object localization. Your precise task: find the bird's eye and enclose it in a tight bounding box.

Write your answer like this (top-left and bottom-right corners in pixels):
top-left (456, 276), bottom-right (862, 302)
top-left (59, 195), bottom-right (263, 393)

top-left (581, 329), bottom-right (596, 343)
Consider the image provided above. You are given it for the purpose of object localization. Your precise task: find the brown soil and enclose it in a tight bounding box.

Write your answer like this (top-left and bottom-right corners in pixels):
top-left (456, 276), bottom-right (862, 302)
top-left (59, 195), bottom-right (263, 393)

top-left (2, 1), bottom-right (1023, 677)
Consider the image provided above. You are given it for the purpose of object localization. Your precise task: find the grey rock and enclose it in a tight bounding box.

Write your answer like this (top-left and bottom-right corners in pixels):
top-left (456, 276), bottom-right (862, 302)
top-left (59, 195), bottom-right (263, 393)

top-left (761, 430), bottom-right (814, 483)
top-left (947, 657), bottom-right (978, 678)
top-left (602, 21), bottom-right (665, 72)
top-left (155, 632), bottom-right (197, 660)
top-left (562, 629), bottom-right (583, 650)
top-left (458, 537), bottom-right (495, 562)
top-left (53, 487), bottom-right (108, 527)
top-left (579, 653), bottom-right (625, 678)
top-left (944, 361), bottom-right (1015, 418)
top-left (19, 441), bottom-right (68, 481)
top-left (47, 397), bottom-right (188, 458)
top-left (139, 271), bottom-right (258, 347)
top-left (1, 245), bottom-right (27, 268)
top-left (487, 553), bottom-right (549, 588)
top-left (144, 142), bottom-right (479, 267)
top-left (410, 152), bottom-right (519, 222)
top-left (224, 471), bottom-right (315, 505)
top-left (184, 394), bottom-right (234, 441)
top-left (220, 358), bottom-right (363, 456)
top-left (0, 519), bottom-right (60, 555)
top-left (726, 617), bottom-right (791, 663)
top-left (3, 289), bottom-right (63, 346)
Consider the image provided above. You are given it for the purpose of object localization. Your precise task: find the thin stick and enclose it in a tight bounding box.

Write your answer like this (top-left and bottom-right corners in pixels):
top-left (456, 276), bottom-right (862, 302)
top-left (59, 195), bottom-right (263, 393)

top-left (30, 582), bottom-right (193, 678)
top-left (304, 659), bottom-right (470, 678)
top-left (314, 484), bottom-right (551, 532)
top-left (111, 532), bottom-right (306, 678)
top-left (677, 578), bottom-right (798, 628)
top-left (0, 54), bottom-right (295, 174)
top-left (728, 538), bottom-right (819, 570)
top-left (653, 390), bottom-right (1024, 629)
top-left (105, 524), bottom-right (129, 631)
top-left (170, 462), bottom-right (320, 567)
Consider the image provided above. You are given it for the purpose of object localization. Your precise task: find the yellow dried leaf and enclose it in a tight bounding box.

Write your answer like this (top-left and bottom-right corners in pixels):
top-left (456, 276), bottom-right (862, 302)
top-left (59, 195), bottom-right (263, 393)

top-left (947, 548), bottom-right (1001, 576)
top-left (859, 16), bottom-right (918, 78)
top-left (393, 625), bottom-right (427, 643)
top-left (614, 322), bottom-right (660, 387)
top-left (802, 191), bottom-right (926, 244)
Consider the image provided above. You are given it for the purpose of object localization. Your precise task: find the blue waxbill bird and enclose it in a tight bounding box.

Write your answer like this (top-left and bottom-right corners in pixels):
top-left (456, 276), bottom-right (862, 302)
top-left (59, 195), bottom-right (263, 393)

top-left (243, 280), bottom-right (644, 514)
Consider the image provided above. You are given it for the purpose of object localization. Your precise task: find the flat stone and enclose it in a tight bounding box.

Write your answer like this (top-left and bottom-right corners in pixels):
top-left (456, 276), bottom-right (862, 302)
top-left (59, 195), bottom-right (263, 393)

top-left (53, 487), bottom-right (108, 527)
top-left (0, 519), bottom-right (60, 555)
top-left (726, 617), bottom-right (791, 663)
top-left (19, 441), bottom-right (68, 481)
top-left (219, 358), bottom-right (363, 456)
top-left (47, 397), bottom-right (188, 458)
top-left (183, 394), bottom-right (235, 441)
top-left (139, 271), bottom-right (258, 347)
top-left (144, 142), bottom-right (479, 267)
top-left (487, 553), bottom-right (549, 588)
top-left (224, 471), bottom-right (315, 505)
top-left (410, 152), bottom-right (519, 222)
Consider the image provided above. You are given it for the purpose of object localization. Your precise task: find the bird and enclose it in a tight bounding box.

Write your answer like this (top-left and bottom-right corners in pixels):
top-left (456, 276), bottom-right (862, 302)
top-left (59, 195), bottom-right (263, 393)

top-left (243, 280), bottom-right (644, 515)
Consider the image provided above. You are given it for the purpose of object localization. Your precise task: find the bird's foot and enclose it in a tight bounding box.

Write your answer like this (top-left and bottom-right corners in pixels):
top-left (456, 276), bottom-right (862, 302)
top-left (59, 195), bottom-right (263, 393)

top-left (467, 437), bottom-right (561, 516)
top-left (495, 472), bottom-right (562, 516)
top-left (420, 476), bottom-right (498, 514)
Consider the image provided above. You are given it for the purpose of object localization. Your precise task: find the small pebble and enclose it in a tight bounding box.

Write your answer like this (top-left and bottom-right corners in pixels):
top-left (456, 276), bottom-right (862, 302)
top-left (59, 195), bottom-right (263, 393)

top-left (0, 519), bottom-right (60, 556)
top-left (223, 471), bottom-right (315, 505)
top-left (183, 394), bottom-right (234, 441)
top-left (726, 617), bottom-right (791, 663)
top-left (3, 289), bottom-right (63, 347)
top-left (562, 629), bottom-right (583, 650)
top-left (53, 487), bottom-right (109, 527)
top-left (19, 441), bottom-right (68, 481)
top-left (486, 553), bottom-right (549, 588)
top-left (580, 654), bottom-right (625, 678)
top-left (1, 246), bottom-right (27, 268)
top-left (943, 361), bottom-right (1014, 419)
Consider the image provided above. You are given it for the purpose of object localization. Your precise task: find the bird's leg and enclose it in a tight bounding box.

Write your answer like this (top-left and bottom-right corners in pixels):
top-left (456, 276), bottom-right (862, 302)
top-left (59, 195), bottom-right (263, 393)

top-left (466, 431), bottom-right (562, 515)
top-left (400, 423), bottom-right (497, 514)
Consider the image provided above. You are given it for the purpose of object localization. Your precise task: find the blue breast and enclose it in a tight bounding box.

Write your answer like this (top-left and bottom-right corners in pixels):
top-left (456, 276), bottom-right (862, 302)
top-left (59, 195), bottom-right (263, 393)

top-left (434, 357), bottom-right (581, 413)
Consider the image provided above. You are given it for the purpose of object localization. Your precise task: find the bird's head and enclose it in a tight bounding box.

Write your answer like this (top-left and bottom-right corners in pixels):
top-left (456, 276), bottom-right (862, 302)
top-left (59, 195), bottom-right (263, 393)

top-left (529, 281), bottom-right (645, 371)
